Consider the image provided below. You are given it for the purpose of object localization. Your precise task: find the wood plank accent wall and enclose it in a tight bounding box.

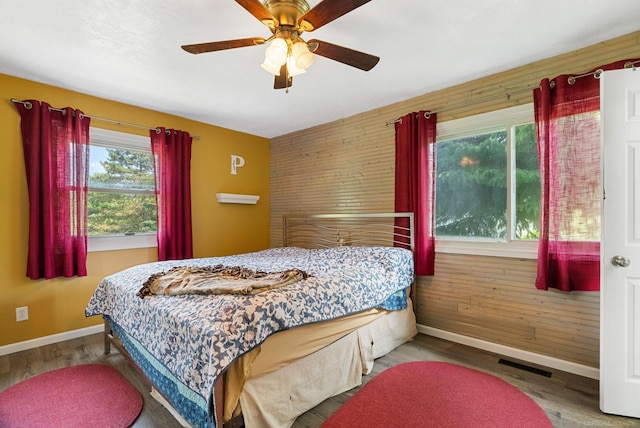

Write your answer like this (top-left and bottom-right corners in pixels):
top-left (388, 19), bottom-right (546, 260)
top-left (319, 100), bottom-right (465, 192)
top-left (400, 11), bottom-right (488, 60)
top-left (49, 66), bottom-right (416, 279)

top-left (270, 31), bottom-right (640, 368)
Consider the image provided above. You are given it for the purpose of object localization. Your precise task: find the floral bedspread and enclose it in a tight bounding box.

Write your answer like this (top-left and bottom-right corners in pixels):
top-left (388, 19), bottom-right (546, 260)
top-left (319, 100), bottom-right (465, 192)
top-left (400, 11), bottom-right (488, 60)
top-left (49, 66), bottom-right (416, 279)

top-left (85, 246), bottom-right (414, 427)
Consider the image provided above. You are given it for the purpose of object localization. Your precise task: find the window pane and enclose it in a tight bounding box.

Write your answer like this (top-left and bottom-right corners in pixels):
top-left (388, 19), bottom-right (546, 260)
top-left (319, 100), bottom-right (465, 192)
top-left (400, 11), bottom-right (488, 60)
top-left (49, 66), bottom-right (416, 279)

top-left (88, 145), bottom-right (156, 236)
top-left (88, 192), bottom-right (157, 235)
top-left (435, 130), bottom-right (507, 239)
top-left (89, 147), bottom-right (155, 191)
top-left (514, 123), bottom-right (540, 239)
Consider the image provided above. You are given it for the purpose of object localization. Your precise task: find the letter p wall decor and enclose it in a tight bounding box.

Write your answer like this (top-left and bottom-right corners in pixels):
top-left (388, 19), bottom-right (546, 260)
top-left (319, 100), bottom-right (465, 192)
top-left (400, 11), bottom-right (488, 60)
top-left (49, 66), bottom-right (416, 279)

top-left (230, 155), bottom-right (245, 175)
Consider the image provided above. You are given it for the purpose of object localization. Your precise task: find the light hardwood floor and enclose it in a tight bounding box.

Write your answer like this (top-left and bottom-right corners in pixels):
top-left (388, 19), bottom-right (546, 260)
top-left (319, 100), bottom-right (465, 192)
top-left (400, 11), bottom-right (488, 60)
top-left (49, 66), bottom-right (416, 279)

top-left (1, 333), bottom-right (638, 427)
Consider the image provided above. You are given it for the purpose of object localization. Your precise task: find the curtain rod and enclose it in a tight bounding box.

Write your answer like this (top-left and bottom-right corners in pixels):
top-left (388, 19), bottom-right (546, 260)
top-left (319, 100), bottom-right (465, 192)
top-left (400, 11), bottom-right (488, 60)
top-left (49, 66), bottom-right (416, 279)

top-left (384, 85), bottom-right (537, 126)
top-left (549, 59), bottom-right (640, 88)
top-left (385, 58), bottom-right (640, 126)
top-left (626, 59), bottom-right (640, 68)
top-left (10, 98), bottom-right (201, 140)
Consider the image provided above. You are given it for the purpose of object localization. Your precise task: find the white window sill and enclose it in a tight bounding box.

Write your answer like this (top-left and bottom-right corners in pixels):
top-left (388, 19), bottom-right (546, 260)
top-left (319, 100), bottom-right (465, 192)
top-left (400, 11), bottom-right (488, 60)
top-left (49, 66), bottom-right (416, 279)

top-left (88, 233), bottom-right (157, 252)
top-left (436, 239), bottom-right (538, 259)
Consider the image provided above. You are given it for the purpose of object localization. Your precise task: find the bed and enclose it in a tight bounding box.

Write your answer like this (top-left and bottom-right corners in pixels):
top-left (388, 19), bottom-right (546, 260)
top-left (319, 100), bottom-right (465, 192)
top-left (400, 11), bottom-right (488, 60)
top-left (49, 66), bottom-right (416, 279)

top-left (85, 213), bottom-right (417, 428)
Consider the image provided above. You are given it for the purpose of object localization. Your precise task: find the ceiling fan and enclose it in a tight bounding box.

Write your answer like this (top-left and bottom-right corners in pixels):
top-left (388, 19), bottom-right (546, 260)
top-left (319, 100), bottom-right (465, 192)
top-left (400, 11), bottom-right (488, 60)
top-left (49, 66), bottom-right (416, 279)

top-left (181, 0), bottom-right (379, 90)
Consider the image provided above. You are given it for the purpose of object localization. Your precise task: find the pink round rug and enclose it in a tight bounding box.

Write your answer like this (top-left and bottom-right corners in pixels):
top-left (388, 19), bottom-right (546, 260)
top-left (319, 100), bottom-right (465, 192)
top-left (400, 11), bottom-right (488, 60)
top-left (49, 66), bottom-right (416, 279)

top-left (0, 364), bottom-right (142, 428)
top-left (322, 361), bottom-right (552, 428)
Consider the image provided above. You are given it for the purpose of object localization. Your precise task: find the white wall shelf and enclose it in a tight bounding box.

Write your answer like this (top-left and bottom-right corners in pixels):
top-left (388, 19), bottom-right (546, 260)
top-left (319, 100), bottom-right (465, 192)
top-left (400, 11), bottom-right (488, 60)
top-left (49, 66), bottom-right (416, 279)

top-left (216, 193), bottom-right (260, 204)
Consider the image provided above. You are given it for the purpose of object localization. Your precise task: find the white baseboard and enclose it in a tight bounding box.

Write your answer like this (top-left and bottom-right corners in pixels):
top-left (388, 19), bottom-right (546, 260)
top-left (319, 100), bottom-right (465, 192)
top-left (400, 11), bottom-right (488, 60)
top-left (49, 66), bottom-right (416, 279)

top-left (418, 324), bottom-right (599, 380)
top-left (0, 324), bottom-right (104, 357)
top-left (2, 323), bottom-right (599, 380)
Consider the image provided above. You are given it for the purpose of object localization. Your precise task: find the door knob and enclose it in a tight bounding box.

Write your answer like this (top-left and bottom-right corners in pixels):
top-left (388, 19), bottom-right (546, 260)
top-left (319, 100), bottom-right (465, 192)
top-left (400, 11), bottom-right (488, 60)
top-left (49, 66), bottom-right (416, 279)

top-left (611, 256), bottom-right (631, 267)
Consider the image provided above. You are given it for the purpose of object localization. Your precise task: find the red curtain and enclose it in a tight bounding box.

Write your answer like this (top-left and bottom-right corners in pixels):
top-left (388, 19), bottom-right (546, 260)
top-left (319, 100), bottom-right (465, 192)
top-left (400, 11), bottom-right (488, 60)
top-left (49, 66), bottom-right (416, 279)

top-left (534, 59), bottom-right (632, 291)
top-left (151, 128), bottom-right (193, 261)
top-left (395, 111), bottom-right (437, 275)
top-left (14, 100), bottom-right (90, 279)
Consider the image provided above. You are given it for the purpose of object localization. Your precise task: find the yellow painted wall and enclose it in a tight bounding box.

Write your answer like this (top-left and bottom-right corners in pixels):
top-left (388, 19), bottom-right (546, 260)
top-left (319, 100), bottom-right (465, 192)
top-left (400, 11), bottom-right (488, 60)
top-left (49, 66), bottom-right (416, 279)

top-left (0, 74), bottom-right (270, 347)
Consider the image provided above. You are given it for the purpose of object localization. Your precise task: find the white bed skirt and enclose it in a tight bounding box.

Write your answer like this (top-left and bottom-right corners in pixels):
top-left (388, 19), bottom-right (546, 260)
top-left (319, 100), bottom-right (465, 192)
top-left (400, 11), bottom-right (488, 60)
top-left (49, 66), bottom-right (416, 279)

top-left (239, 303), bottom-right (417, 428)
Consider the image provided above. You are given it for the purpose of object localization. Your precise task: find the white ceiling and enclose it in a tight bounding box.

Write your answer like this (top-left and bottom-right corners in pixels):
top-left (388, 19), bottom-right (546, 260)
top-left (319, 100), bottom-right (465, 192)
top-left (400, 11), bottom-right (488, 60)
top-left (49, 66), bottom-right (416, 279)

top-left (1, 1), bottom-right (639, 138)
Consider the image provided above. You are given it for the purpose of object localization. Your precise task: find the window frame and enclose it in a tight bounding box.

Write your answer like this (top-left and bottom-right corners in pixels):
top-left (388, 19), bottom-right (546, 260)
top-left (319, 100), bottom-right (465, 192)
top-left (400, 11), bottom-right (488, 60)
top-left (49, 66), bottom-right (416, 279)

top-left (435, 103), bottom-right (538, 259)
top-left (87, 127), bottom-right (157, 252)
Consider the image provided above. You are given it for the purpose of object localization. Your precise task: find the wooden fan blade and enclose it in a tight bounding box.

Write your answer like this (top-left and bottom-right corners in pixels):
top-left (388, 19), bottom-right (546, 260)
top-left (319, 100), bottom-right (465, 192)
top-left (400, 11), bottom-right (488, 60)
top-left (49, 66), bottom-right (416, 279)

top-left (299, 0), bottom-right (371, 31)
top-left (235, 0), bottom-right (278, 26)
top-left (181, 38), bottom-right (266, 54)
top-left (274, 64), bottom-right (293, 90)
top-left (308, 39), bottom-right (379, 71)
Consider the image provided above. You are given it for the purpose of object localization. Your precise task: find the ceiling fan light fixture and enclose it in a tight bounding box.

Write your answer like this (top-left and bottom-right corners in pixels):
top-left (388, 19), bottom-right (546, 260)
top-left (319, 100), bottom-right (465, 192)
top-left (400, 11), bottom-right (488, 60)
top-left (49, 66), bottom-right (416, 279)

top-left (291, 41), bottom-right (314, 70)
top-left (265, 37), bottom-right (288, 66)
top-left (286, 55), bottom-right (307, 77)
top-left (184, 0), bottom-right (380, 89)
top-left (261, 57), bottom-right (281, 75)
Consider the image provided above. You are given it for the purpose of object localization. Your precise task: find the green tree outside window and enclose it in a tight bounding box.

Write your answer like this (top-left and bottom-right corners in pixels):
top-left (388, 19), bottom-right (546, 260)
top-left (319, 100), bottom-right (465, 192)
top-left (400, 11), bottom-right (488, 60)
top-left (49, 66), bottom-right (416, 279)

top-left (435, 123), bottom-right (539, 240)
top-left (88, 148), bottom-right (156, 235)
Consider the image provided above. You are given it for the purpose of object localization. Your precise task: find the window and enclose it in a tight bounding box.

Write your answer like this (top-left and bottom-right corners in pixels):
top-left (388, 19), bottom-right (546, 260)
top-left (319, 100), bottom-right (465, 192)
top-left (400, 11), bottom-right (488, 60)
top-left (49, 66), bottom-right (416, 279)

top-left (87, 128), bottom-right (157, 252)
top-left (435, 104), bottom-right (539, 258)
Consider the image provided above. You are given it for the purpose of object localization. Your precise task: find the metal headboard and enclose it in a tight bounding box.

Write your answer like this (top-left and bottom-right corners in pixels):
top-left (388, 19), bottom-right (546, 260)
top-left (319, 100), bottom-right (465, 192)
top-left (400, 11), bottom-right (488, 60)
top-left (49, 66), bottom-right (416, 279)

top-left (283, 213), bottom-right (414, 251)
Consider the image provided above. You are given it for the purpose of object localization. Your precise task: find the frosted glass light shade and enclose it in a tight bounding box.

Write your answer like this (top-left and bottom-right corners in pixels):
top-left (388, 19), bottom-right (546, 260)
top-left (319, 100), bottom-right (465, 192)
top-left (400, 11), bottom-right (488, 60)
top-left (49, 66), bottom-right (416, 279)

top-left (287, 56), bottom-right (306, 77)
top-left (291, 41), bottom-right (314, 69)
top-left (265, 38), bottom-right (288, 66)
top-left (261, 57), bottom-right (281, 75)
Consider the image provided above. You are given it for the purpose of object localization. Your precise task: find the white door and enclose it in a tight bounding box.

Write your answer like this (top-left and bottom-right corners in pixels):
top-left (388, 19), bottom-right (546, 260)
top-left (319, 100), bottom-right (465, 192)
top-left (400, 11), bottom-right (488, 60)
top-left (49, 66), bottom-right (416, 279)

top-left (600, 67), bottom-right (640, 418)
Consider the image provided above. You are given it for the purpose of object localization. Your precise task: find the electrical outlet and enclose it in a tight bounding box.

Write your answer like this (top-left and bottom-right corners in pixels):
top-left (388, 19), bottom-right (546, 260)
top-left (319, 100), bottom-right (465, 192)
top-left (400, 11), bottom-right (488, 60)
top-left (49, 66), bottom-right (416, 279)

top-left (15, 306), bottom-right (29, 322)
